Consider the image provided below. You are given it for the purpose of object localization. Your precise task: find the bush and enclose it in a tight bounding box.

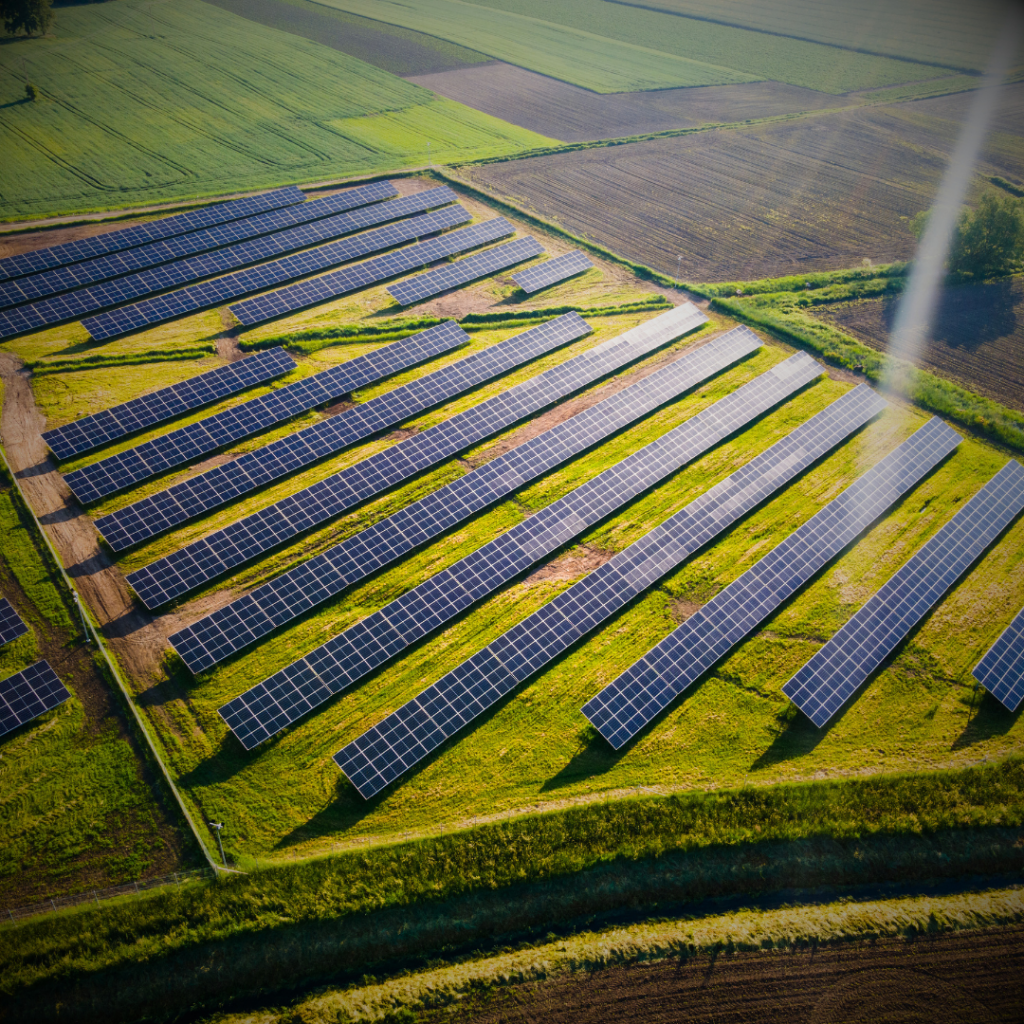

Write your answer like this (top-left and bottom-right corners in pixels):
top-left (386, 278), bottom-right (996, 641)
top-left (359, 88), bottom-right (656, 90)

top-left (24, 82), bottom-right (37, 101)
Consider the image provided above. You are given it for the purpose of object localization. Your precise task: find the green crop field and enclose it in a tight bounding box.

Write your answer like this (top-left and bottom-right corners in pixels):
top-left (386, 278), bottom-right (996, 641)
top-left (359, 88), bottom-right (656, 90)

top-left (318, 0), bottom-right (947, 93)
top-left (0, 0), bottom-right (554, 219)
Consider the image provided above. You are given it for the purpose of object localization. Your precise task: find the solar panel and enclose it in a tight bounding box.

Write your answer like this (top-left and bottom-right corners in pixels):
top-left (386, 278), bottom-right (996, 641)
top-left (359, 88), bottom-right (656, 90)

top-left (222, 347), bottom-right (822, 751)
top-left (0, 598), bottom-right (28, 647)
top-left (172, 324), bottom-right (766, 674)
top-left (785, 459), bottom-right (1024, 725)
top-left (512, 251), bottom-right (594, 295)
top-left (78, 200), bottom-right (469, 344)
top-left (0, 661), bottom-right (70, 738)
top-left (65, 322), bottom-right (467, 504)
top-left (0, 181), bottom-right (397, 310)
top-left (99, 313), bottom-right (584, 555)
top-left (0, 188), bottom-right (458, 341)
top-left (330, 378), bottom-right (888, 796)
top-left (583, 416), bottom-right (962, 749)
top-left (387, 237), bottom-right (545, 306)
top-left (0, 187), bottom-right (305, 283)
top-left (43, 348), bottom-right (295, 462)
top-left (229, 218), bottom-right (516, 328)
top-left (974, 600), bottom-right (1024, 712)
top-left (125, 304), bottom-right (707, 608)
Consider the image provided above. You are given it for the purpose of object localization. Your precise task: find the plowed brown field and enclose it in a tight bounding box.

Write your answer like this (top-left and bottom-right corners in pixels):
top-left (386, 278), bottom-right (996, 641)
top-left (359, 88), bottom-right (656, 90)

top-left (816, 277), bottom-right (1024, 413)
top-left (463, 94), bottom-right (1024, 282)
top-left (409, 62), bottom-right (856, 142)
top-left (463, 924), bottom-right (1024, 1024)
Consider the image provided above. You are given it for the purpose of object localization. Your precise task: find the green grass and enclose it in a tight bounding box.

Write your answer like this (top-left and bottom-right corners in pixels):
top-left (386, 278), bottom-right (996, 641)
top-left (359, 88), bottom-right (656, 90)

top-left (0, 0), bottom-right (554, 219)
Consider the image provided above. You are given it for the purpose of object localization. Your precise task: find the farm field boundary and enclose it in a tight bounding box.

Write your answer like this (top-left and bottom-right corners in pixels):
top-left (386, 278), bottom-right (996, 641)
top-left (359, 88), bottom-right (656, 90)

top-left (3, 756), bottom-right (1024, 1019)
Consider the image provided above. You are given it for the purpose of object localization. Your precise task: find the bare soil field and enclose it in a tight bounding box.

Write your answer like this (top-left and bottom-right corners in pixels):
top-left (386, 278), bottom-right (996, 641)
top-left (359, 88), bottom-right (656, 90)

top-left (458, 924), bottom-right (1024, 1024)
top-left (816, 276), bottom-right (1024, 413)
top-left (463, 103), bottom-right (1024, 281)
top-left (408, 63), bottom-right (856, 142)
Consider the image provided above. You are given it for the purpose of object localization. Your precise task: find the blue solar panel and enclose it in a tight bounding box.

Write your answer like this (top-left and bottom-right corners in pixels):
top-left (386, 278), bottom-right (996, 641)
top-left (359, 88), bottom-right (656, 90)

top-left (974, 601), bottom-right (1024, 712)
top-left (121, 310), bottom-right (606, 605)
top-left (223, 346), bottom-right (824, 752)
top-left (1, 189), bottom-right (458, 341)
top-left (0, 598), bottom-right (28, 647)
top-left (0, 188), bottom-right (304, 283)
top-left (387, 236), bottom-right (545, 306)
top-left (229, 218), bottom-right (516, 327)
top-left (0, 661), bottom-right (70, 737)
top-left (785, 459), bottom-right (1024, 724)
top-left (583, 416), bottom-right (962, 749)
top-left (0, 182), bottom-right (397, 310)
top-left (512, 251), bottom-right (594, 294)
top-left (171, 324), bottom-right (765, 674)
top-left (330, 373), bottom-right (883, 796)
top-left (43, 348), bottom-right (295, 461)
top-left (65, 322), bottom-right (467, 504)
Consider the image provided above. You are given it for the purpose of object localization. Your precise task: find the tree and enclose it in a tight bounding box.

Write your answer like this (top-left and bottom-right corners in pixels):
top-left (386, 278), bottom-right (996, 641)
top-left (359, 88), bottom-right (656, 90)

top-left (948, 191), bottom-right (1024, 280)
top-left (1, 0), bottom-right (53, 37)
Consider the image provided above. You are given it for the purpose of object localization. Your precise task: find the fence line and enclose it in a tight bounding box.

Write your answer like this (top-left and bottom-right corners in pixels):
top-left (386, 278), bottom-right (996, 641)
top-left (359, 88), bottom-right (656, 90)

top-left (3, 868), bottom-right (214, 925)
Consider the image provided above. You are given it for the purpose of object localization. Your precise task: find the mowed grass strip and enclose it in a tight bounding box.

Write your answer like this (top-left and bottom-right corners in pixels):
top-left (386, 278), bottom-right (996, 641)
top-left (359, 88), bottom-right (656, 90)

top-left (0, 0), bottom-right (554, 219)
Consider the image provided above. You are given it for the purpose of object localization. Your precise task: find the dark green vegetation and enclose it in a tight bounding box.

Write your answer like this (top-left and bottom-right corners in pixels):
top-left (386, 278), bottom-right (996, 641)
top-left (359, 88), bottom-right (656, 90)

top-left (947, 191), bottom-right (1024, 280)
top-left (2, 757), bottom-right (1023, 1020)
top-left (1, 0), bottom-right (52, 37)
top-left (0, 461), bottom-right (193, 906)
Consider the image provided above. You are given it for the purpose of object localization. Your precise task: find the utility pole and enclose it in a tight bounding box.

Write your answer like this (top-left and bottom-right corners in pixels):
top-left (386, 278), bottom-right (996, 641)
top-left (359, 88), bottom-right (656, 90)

top-left (209, 822), bottom-right (227, 866)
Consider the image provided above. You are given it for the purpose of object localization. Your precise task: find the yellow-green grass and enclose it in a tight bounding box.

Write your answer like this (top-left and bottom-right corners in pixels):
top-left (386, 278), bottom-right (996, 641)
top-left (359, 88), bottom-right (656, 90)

top-left (0, 0), bottom-right (554, 219)
top-left (0, 481), bottom-right (187, 902)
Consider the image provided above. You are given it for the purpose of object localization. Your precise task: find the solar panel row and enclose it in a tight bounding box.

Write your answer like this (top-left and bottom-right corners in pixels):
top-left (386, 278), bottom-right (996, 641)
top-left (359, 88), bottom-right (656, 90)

top-left (127, 305), bottom-right (707, 609)
top-left (583, 416), bottom-right (962, 749)
top-left (121, 312), bottom-right (596, 604)
top-left (512, 250), bottom-right (594, 295)
top-left (171, 324), bottom-right (764, 674)
top-left (0, 187), bottom-right (305, 283)
top-left (0, 661), bottom-right (70, 738)
top-left (975, 601), bottom-right (1024, 712)
top-left (43, 348), bottom-right (295, 462)
top-left (387, 236), bottom-right (545, 306)
top-left (0, 598), bottom-right (28, 647)
top-left (228, 218), bottom-right (517, 327)
top-left (0, 182), bottom-right (397, 310)
top-left (0, 188), bottom-right (459, 341)
top-left (81, 201), bottom-right (472, 343)
top-left (785, 459), bottom-right (1024, 725)
top-left (66, 321), bottom-right (468, 504)
top-left (223, 345), bottom-right (816, 751)
top-left (329, 367), bottom-right (881, 796)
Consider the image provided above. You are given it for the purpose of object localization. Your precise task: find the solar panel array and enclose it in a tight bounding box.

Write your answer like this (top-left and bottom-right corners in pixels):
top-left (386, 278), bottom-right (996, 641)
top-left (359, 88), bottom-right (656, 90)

top-left (0, 181), bottom-right (397, 310)
top-left (0, 661), bottom-right (70, 738)
top-left (0, 598), bottom-right (28, 647)
top-left (172, 324), bottom-right (764, 674)
top-left (66, 321), bottom-right (467, 504)
top-left (330, 366), bottom-right (876, 796)
top-left (1, 188), bottom-right (458, 341)
top-left (223, 345), bottom-right (817, 751)
top-left (229, 218), bottom-right (516, 327)
top-left (387, 237), bottom-right (544, 306)
top-left (583, 416), bottom-right (962, 749)
top-left (512, 250), bottom-right (594, 294)
top-left (122, 312), bottom-right (597, 604)
top-left (81, 200), bottom-right (470, 343)
top-left (974, 601), bottom-right (1024, 713)
top-left (43, 347), bottom-right (295, 462)
top-left (0, 187), bottom-right (304, 283)
top-left (785, 458), bottom-right (1024, 725)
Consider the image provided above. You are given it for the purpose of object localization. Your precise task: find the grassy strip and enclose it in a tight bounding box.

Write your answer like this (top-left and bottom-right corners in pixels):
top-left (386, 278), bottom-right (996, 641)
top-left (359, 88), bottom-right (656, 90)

top-left (990, 175), bottom-right (1024, 198)
top-left (26, 346), bottom-right (215, 376)
top-left (693, 263), bottom-right (908, 298)
top-left (3, 757), bottom-right (1023, 1005)
top-left (244, 885), bottom-right (1024, 1024)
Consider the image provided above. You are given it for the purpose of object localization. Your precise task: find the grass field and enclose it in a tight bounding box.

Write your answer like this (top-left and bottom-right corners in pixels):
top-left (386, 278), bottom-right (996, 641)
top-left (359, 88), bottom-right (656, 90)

top-left (0, 470), bottom-right (193, 906)
top-left (0, 0), bottom-right (553, 219)
top-left (318, 0), bottom-right (945, 93)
